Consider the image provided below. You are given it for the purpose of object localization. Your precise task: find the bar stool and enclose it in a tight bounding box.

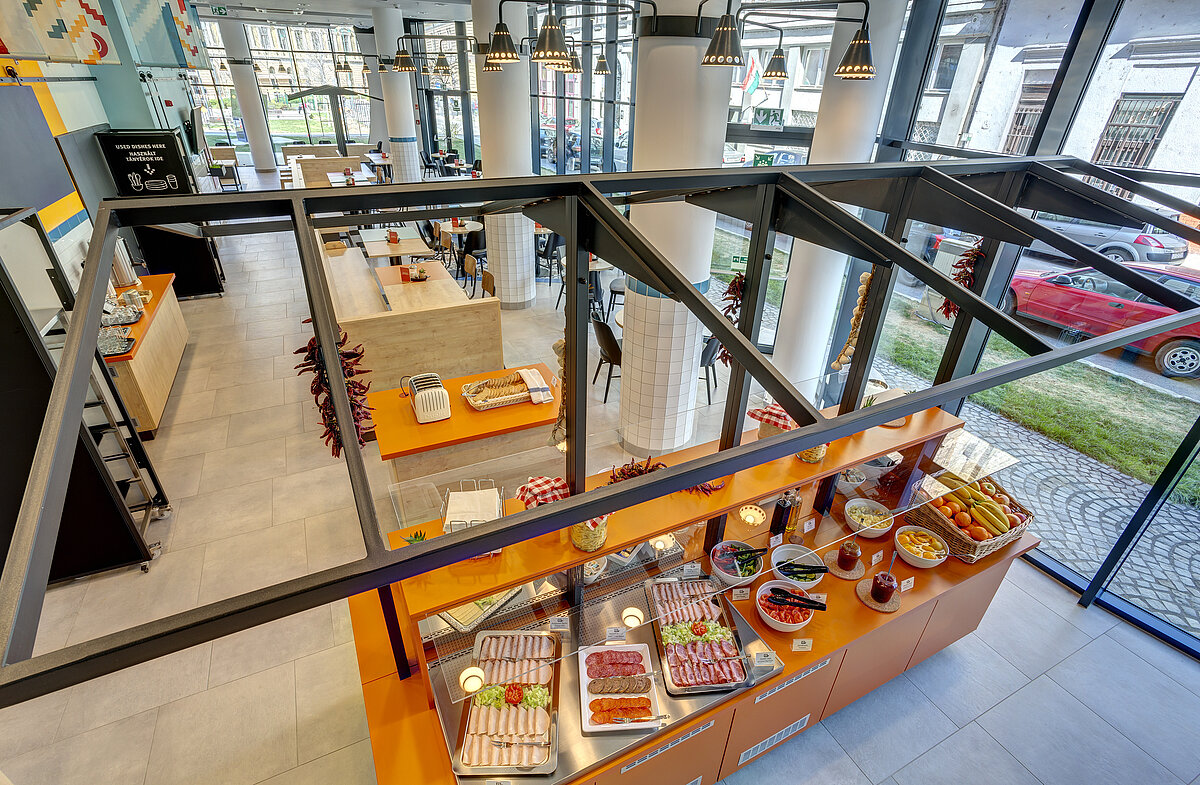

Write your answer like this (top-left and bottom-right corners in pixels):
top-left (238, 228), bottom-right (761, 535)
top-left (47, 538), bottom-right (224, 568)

top-left (607, 277), bottom-right (625, 320)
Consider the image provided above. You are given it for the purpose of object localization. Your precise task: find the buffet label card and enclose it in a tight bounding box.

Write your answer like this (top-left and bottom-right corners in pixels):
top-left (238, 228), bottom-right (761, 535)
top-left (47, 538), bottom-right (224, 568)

top-left (549, 616), bottom-right (569, 632)
top-left (803, 518), bottom-right (816, 534)
top-left (732, 587), bottom-right (751, 601)
top-left (770, 533), bottom-right (783, 548)
top-left (901, 576), bottom-right (916, 592)
top-left (809, 593), bottom-right (827, 604)
top-left (792, 638), bottom-right (813, 652)
top-left (754, 650), bottom-right (777, 668)
top-left (605, 626), bottom-right (626, 642)
top-left (871, 550), bottom-right (884, 566)
top-left (682, 562), bottom-right (701, 579)
top-left (486, 780), bottom-right (512, 785)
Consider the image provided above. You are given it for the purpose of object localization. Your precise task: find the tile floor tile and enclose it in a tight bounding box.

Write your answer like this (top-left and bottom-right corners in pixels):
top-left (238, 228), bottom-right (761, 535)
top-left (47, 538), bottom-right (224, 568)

top-left (208, 605), bottom-right (335, 688)
top-left (1049, 635), bottom-right (1200, 782)
top-left (974, 581), bottom-right (1093, 679)
top-left (721, 722), bottom-right (869, 785)
top-left (891, 722), bottom-right (1041, 785)
top-left (157, 389), bottom-right (216, 428)
top-left (255, 739), bottom-right (376, 785)
top-left (66, 546), bottom-right (204, 645)
top-left (979, 676), bottom-right (1182, 785)
top-left (146, 416), bottom-right (230, 460)
top-left (243, 289), bottom-right (296, 308)
top-left (904, 632), bottom-right (1029, 727)
top-left (169, 365), bottom-right (212, 396)
top-left (0, 709), bottom-right (157, 785)
top-left (304, 507), bottom-right (367, 572)
top-left (153, 453), bottom-right (206, 500)
top-left (224, 402), bottom-right (309, 448)
top-left (144, 663), bottom-right (297, 785)
top-left (331, 598), bottom-right (354, 645)
top-left (198, 521), bottom-right (309, 604)
top-left (284, 431), bottom-right (342, 474)
top-left (212, 378), bottom-right (287, 416)
top-left (171, 478), bottom-right (274, 550)
top-left (0, 689), bottom-right (70, 761)
top-left (272, 463), bottom-right (354, 523)
top-left (823, 674), bottom-right (958, 783)
top-left (1103, 622), bottom-right (1200, 699)
top-left (197, 437), bottom-right (288, 495)
top-left (237, 303), bottom-right (291, 324)
top-left (56, 644), bottom-right (211, 739)
top-left (1004, 560), bottom-right (1118, 639)
top-left (31, 579), bottom-right (88, 656)
top-left (205, 357), bottom-right (277, 390)
top-left (294, 642), bottom-right (368, 763)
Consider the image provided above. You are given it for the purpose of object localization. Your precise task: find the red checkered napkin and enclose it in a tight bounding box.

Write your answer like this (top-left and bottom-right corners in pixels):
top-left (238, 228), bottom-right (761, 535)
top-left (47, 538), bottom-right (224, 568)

top-left (747, 403), bottom-right (796, 431)
top-left (516, 476), bottom-right (608, 529)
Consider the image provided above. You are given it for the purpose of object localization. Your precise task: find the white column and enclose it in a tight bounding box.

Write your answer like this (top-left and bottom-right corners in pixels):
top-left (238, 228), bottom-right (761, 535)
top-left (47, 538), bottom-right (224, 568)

top-left (618, 0), bottom-right (731, 454)
top-left (217, 18), bottom-right (276, 172)
top-left (771, 1), bottom-right (906, 394)
top-left (472, 0), bottom-right (538, 310)
top-left (354, 27), bottom-right (389, 146)
top-left (372, 8), bottom-right (423, 183)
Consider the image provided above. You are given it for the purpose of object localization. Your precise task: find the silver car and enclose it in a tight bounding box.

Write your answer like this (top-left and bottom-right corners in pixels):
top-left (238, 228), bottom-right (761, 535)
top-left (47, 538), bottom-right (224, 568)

top-left (1027, 210), bottom-right (1189, 264)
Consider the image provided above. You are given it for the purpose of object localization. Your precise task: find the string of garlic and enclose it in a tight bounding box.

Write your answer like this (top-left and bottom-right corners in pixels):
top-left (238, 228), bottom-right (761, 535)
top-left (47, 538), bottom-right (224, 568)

top-left (831, 270), bottom-right (874, 371)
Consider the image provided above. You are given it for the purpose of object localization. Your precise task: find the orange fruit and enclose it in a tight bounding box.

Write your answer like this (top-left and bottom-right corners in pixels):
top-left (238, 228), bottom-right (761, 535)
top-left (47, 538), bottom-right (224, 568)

top-left (938, 505), bottom-right (954, 518)
top-left (954, 512), bottom-right (972, 528)
top-left (967, 526), bottom-right (990, 541)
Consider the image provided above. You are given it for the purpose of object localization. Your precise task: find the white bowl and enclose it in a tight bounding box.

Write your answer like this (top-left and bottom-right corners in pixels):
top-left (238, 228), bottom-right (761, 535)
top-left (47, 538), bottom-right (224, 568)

top-left (709, 540), bottom-right (764, 586)
top-left (755, 580), bottom-right (816, 632)
top-left (894, 525), bottom-right (948, 568)
top-left (770, 544), bottom-right (824, 590)
top-left (844, 499), bottom-right (894, 538)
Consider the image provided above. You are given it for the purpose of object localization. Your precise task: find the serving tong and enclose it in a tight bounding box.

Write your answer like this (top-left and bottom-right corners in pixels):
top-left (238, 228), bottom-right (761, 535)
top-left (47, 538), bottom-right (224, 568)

top-left (612, 714), bottom-right (670, 724)
top-left (766, 587), bottom-right (827, 611)
top-left (490, 739), bottom-right (551, 748)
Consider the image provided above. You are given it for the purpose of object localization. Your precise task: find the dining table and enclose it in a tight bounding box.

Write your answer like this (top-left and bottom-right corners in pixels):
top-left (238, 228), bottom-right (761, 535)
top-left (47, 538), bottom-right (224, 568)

top-left (327, 170), bottom-right (377, 187)
top-left (438, 220), bottom-right (483, 278)
top-left (364, 151), bottom-right (393, 181)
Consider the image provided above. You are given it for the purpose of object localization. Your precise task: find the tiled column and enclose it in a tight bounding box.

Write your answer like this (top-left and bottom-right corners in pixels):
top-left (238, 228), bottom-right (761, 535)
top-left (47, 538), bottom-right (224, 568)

top-left (618, 0), bottom-right (729, 453)
top-left (354, 28), bottom-right (389, 145)
top-left (216, 18), bottom-right (275, 172)
top-left (373, 7), bottom-right (422, 183)
top-left (485, 213), bottom-right (537, 309)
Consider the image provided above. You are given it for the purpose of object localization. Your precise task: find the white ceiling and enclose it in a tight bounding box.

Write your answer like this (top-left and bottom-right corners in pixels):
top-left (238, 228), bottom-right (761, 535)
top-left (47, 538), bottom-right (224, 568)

top-left (194, 0), bottom-right (473, 25)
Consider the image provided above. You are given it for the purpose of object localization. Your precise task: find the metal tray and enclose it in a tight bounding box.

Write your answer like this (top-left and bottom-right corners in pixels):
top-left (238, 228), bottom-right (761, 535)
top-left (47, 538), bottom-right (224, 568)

top-left (438, 585), bottom-right (524, 634)
top-left (644, 576), bottom-right (753, 697)
top-left (452, 630), bottom-right (561, 777)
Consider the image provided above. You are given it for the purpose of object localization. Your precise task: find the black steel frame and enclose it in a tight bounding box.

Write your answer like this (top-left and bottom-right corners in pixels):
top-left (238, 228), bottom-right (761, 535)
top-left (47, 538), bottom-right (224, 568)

top-left (4, 154), bottom-right (1200, 707)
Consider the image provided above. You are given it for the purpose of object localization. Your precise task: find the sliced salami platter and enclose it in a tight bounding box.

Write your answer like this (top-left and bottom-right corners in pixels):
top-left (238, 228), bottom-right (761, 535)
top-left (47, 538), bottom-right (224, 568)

top-left (645, 577), bottom-right (752, 696)
top-left (576, 643), bottom-right (664, 733)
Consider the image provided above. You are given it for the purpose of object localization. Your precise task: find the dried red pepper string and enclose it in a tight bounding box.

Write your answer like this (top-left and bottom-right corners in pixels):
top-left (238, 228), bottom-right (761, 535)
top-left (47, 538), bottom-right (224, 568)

top-left (606, 456), bottom-right (726, 496)
top-left (938, 241), bottom-right (985, 319)
top-left (294, 318), bottom-right (373, 458)
top-left (716, 273), bottom-right (745, 367)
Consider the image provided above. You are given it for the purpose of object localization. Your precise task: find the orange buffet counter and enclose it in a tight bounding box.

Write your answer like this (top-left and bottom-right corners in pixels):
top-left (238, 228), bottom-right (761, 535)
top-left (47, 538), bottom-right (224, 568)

top-left (348, 407), bottom-right (1038, 784)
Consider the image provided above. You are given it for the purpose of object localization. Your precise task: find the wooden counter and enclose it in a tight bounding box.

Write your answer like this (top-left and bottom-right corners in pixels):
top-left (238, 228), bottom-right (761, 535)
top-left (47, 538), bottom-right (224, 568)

top-left (105, 273), bottom-right (187, 433)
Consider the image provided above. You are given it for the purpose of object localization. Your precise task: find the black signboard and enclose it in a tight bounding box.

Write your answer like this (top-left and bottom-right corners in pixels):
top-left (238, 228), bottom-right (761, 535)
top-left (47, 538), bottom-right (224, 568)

top-left (97, 129), bottom-right (194, 198)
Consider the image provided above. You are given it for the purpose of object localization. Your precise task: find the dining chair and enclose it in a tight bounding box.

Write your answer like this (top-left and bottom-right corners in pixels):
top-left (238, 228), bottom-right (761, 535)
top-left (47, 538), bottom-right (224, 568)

top-left (463, 229), bottom-right (487, 267)
top-left (607, 277), bottom-right (626, 320)
top-left (698, 335), bottom-right (722, 405)
top-left (482, 270), bottom-right (496, 298)
top-left (591, 317), bottom-right (622, 403)
top-left (420, 151), bottom-right (440, 179)
top-left (463, 254), bottom-right (479, 298)
top-left (440, 231), bottom-right (458, 274)
top-left (539, 232), bottom-right (564, 284)
top-left (472, 159), bottom-right (483, 174)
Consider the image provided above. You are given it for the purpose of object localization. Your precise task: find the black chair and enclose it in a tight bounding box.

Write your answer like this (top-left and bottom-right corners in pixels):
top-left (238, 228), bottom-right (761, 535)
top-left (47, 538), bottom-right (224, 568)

top-left (540, 232), bottom-right (565, 285)
top-left (472, 159), bottom-right (483, 174)
top-left (375, 141), bottom-right (383, 152)
top-left (607, 277), bottom-right (625, 319)
top-left (420, 150), bottom-right (440, 179)
top-left (462, 229), bottom-right (487, 266)
top-left (698, 335), bottom-right (722, 405)
top-left (416, 220), bottom-right (438, 259)
top-left (591, 317), bottom-right (622, 403)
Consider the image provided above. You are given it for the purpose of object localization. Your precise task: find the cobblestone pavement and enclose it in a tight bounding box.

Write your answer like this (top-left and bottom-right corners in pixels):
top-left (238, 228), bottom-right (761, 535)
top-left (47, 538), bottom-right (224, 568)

top-left (873, 359), bottom-right (1200, 637)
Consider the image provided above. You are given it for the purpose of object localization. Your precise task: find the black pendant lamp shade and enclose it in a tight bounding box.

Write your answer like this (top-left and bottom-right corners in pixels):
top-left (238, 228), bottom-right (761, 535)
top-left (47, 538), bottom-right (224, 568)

top-left (594, 53), bottom-right (610, 75)
top-left (566, 50), bottom-right (583, 74)
top-left (531, 13), bottom-right (571, 66)
top-left (433, 52), bottom-right (452, 73)
top-left (487, 22), bottom-right (520, 63)
top-left (702, 14), bottom-right (744, 66)
top-left (833, 23), bottom-right (874, 79)
top-left (762, 47), bottom-right (788, 81)
top-left (219, 61), bottom-right (227, 71)
top-left (393, 48), bottom-right (417, 72)
top-left (482, 60), bottom-right (504, 72)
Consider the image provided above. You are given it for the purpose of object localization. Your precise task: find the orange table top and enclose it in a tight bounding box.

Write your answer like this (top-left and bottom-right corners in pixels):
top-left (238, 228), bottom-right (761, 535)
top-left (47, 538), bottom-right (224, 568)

top-left (368, 364), bottom-right (560, 460)
top-left (103, 273), bottom-right (176, 364)
top-left (395, 406), bottom-right (963, 618)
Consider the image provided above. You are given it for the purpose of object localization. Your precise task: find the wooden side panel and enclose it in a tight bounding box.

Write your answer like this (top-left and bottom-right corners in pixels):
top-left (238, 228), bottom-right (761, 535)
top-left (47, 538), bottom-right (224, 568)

top-left (111, 284), bottom-right (187, 431)
top-left (909, 558), bottom-right (1011, 668)
top-left (822, 600), bottom-right (936, 718)
top-left (298, 156), bottom-right (363, 188)
top-left (719, 649), bottom-right (845, 779)
top-left (592, 708), bottom-right (734, 785)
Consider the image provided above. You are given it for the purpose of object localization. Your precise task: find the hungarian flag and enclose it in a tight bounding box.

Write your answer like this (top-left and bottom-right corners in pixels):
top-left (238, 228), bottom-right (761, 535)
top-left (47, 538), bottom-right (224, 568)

top-left (740, 55), bottom-right (760, 96)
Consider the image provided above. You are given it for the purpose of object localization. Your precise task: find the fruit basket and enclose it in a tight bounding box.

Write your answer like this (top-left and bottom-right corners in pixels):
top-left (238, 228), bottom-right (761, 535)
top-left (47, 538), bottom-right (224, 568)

top-left (906, 474), bottom-right (1033, 563)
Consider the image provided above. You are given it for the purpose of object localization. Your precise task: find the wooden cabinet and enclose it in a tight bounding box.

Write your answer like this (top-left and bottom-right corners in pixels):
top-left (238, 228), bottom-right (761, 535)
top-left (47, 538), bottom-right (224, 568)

top-left (592, 709), bottom-right (734, 785)
top-left (908, 558), bottom-right (1010, 668)
top-left (719, 650), bottom-right (845, 779)
top-left (822, 600), bottom-right (936, 718)
top-left (105, 274), bottom-right (187, 434)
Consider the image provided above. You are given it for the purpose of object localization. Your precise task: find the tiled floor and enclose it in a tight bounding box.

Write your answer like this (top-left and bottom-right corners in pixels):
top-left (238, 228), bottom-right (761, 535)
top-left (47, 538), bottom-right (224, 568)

top-left (4, 218), bottom-right (1197, 785)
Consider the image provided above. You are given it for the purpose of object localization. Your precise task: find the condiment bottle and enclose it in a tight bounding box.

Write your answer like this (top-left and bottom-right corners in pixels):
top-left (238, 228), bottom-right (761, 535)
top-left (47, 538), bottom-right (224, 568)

top-left (770, 490), bottom-right (795, 537)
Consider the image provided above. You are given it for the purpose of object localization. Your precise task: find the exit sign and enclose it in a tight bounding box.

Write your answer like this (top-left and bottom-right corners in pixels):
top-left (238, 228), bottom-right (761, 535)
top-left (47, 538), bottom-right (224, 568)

top-left (212, 5), bottom-right (228, 15)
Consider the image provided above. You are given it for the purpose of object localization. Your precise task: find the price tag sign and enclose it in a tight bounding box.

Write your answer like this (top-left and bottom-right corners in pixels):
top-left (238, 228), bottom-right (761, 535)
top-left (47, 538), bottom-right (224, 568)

top-left (871, 550), bottom-right (884, 567)
top-left (682, 562), bottom-right (700, 579)
top-left (486, 780), bottom-right (512, 785)
top-left (732, 587), bottom-right (751, 601)
top-left (606, 626), bottom-right (626, 642)
top-left (809, 593), bottom-right (827, 604)
top-left (803, 518), bottom-right (816, 534)
top-left (549, 616), bottom-right (569, 632)
top-left (901, 576), bottom-right (916, 592)
top-left (769, 533), bottom-right (783, 548)
top-left (792, 638), bottom-right (813, 652)
top-left (754, 651), bottom-right (776, 668)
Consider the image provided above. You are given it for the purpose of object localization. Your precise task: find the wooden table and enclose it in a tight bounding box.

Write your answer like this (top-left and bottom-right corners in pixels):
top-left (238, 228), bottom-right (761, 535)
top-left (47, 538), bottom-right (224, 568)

top-left (437, 220), bottom-right (482, 236)
top-left (326, 171), bottom-right (377, 187)
top-left (375, 263), bottom-right (453, 287)
top-left (104, 273), bottom-right (188, 434)
top-left (367, 363), bottom-right (559, 482)
top-left (364, 151), bottom-right (393, 180)
top-left (362, 236), bottom-right (437, 264)
top-left (360, 227), bottom-right (419, 244)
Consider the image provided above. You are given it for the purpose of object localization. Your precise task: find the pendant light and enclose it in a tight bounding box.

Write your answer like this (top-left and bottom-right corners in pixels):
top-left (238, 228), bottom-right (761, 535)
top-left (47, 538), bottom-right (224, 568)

top-left (486, 22), bottom-right (520, 64)
top-left (531, 13), bottom-right (570, 66)
top-left (761, 47), bottom-right (788, 81)
top-left (361, 62), bottom-right (371, 75)
top-left (252, 61), bottom-right (262, 72)
top-left (393, 48), bottom-right (417, 72)
top-left (433, 52), bottom-right (452, 74)
top-left (219, 61), bottom-right (227, 71)
top-left (594, 53), bottom-right (610, 75)
top-left (701, 14), bottom-right (744, 66)
top-left (482, 60), bottom-right (504, 72)
top-left (833, 23), bottom-right (874, 79)
top-left (565, 49), bottom-right (583, 74)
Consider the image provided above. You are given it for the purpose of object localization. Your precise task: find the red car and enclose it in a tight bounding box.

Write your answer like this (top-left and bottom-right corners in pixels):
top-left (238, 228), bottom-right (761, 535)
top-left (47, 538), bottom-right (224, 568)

top-left (1005, 264), bottom-right (1200, 378)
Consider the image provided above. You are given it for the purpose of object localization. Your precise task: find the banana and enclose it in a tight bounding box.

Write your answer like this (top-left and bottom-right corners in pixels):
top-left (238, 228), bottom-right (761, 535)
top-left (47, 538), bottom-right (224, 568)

top-left (971, 506), bottom-right (1004, 536)
top-left (974, 502), bottom-right (1009, 533)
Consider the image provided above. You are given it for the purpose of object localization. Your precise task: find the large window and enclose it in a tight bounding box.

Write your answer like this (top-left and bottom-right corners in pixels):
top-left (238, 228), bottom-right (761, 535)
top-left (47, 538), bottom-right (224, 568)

top-left (410, 21), bottom-right (479, 164)
top-left (1091, 93), bottom-right (1182, 170)
top-left (1000, 74), bottom-right (1052, 155)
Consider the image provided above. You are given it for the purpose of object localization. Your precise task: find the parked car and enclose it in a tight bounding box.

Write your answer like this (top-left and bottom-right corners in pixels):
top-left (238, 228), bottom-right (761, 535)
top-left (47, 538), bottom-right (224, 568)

top-left (722, 143), bottom-right (746, 166)
top-left (741, 148), bottom-right (807, 167)
top-left (1027, 210), bottom-right (1188, 264)
top-left (1005, 264), bottom-right (1200, 377)
top-left (894, 223), bottom-right (974, 287)
top-left (571, 135), bottom-right (629, 171)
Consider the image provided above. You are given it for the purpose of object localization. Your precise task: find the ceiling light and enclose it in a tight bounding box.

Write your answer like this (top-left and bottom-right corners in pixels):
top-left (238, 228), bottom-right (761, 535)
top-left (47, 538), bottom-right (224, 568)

top-left (761, 47), bottom-right (788, 81)
top-left (361, 62), bottom-right (371, 75)
top-left (701, 14), bottom-right (744, 66)
top-left (433, 52), bottom-right (452, 73)
top-left (565, 49), bottom-right (583, 74)
top-left (531, 13), bottom-right (570, 66)
top-left (252, 61), bottom-right (262, 72)
top-left (833, 23), bottom-right (874, 79)
top-left (393, 48), bottom-right (417, 72)
top-left (219, 61), bottom-right (227, 71)
top-left (486, 22), bottom-right (520, 63)
top-left (594, 53), bottom-right (610, 75)
top-left (482, 60), bottom-right (504, 72)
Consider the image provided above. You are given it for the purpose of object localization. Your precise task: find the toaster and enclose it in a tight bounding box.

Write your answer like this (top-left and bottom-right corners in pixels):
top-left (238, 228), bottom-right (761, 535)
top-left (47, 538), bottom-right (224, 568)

top-left (404, 373), bottom-right (452, 423)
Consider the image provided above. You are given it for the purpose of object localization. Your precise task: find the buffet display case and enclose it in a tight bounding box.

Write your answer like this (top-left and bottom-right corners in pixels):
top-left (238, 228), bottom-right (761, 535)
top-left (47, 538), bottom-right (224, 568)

top-left (350, 406), bottom-right (1040, 785)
